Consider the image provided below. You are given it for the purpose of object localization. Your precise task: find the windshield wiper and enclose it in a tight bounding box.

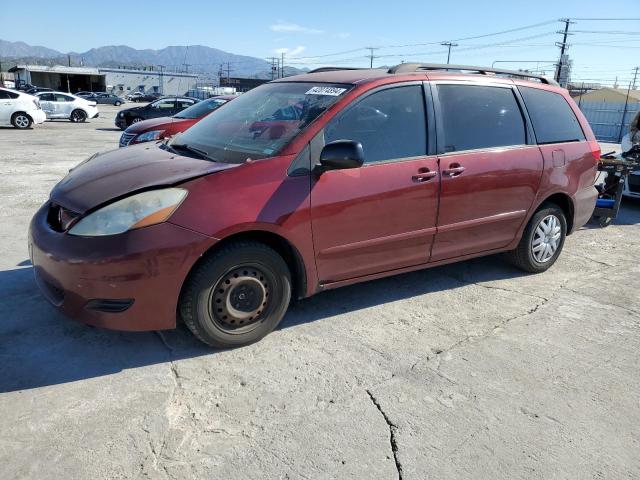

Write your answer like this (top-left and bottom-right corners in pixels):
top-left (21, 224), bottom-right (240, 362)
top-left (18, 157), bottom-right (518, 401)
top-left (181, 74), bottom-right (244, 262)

top-left (169, 143), bottom-right (217, 161)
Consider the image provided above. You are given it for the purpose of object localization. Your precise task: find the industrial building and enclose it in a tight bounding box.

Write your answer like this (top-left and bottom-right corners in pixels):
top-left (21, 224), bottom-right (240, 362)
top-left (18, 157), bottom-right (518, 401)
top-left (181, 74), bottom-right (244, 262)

top-left (8, 65), bottom-right (198, 97)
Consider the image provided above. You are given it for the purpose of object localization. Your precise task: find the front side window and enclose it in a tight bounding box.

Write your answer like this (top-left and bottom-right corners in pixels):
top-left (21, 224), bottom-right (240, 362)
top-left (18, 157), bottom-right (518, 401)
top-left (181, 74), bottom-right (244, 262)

top-left (175, 98), bottom-right (227, 119)
top-left (152, 99), bottom-right (175, 109)
top-left (173, 82), bottom-right (351, 163)
top-left (519, 86), bottom-right (585, 144)
top-left (39, 93), bottom-right (54, 101)
top-left (55, 94), bottom-right (73, 102)
top-left (436, 84), bottom-right (526, 153)
top-left (324, 85), bottom-right (427, 163)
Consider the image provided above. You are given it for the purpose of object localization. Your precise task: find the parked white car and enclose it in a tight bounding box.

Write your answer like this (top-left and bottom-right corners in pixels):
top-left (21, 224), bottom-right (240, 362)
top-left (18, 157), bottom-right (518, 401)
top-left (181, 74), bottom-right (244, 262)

top-left (0, 87), bottom-right (46, 129)
top-left (34, 91), bottom-right (99, 122)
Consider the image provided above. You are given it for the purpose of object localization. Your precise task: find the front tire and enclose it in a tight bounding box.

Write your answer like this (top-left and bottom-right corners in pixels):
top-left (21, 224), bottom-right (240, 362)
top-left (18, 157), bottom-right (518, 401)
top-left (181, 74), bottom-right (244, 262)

top-left (11, 112), bottom-right (32, 129)
top-left (114, 101), bottom-right (122, 106)
top-left (70, 109), bottom-right (87, 123)
top-left (129, 116), bottom-right (143, 126)
top-left (506, 203), bottom-right (567, 273)
top-left (179, 241), bottom-right (292, 348)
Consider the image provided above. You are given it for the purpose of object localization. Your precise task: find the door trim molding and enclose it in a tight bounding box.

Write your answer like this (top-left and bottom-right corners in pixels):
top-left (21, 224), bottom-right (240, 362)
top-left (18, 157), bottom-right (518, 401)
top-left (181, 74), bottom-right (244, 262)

top-left (438, 210), bottom-right (526, 233)
top-left (319, 226), bottom-right (437, 256)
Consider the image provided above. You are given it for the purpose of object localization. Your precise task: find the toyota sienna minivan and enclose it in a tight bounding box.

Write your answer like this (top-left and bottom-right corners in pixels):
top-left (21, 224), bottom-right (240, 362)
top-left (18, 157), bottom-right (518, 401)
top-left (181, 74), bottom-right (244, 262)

top-left (29, 64), bottom-right (600, 348)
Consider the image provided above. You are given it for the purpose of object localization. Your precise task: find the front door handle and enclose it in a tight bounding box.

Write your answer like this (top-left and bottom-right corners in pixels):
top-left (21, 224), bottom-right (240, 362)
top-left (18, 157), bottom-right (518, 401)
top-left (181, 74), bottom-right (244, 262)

top-left (442, 163), bottom-right (465, 177)
top-left (412, 168), bottom-right (438, 182)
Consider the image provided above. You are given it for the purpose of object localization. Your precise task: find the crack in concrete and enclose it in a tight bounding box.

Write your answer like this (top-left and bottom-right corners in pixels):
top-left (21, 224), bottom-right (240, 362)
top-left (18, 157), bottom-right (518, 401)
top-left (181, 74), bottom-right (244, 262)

top-left (366, 389), bottom-right (403, 480)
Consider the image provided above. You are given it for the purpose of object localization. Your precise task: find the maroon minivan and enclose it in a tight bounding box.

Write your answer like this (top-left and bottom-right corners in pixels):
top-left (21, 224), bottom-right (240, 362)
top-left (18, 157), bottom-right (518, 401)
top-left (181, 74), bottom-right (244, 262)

top-left (29, 64), bottom-right (600, 348)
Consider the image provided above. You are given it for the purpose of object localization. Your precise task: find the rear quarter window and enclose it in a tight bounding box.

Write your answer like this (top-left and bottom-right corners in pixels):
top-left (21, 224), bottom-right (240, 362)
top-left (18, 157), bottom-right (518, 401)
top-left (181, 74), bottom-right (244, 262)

top-left (519, 86), bottom-right (585, 144)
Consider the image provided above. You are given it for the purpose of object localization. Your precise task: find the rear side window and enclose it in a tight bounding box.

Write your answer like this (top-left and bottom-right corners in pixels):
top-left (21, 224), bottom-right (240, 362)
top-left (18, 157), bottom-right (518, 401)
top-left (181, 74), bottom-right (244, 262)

top-left (0, 89), bottom-right (18, 99)
top-left (436, 84), bottom-right (526, 153)
top-left (519, 86), bottom-right (585, 144)
top-left (325, 85), bottom-right (427, 163)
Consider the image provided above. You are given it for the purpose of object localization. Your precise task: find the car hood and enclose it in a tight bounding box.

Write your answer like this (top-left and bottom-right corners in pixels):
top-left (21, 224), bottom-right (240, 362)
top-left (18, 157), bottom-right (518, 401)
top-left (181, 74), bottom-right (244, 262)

top-left (125, 116), bottom-right (186, 134)
top-left (50, 144), bottom-right (238, 214)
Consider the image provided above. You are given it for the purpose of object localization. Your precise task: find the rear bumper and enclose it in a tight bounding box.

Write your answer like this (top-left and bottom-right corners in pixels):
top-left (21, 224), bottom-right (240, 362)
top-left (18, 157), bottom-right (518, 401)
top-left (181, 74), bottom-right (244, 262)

top-left (573, 185), bottom-right (599, 232)
top-left (31, 110), bottom-right (46, 125)
top-left (29, 203), bottom-right (215, 331)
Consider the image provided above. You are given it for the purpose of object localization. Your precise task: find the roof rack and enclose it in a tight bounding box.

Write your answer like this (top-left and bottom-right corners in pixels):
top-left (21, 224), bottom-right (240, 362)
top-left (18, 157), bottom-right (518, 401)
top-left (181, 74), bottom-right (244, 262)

top-left (388, 63), bottom-right (559, 86)
top-left (307, 67), bottom-right (368, 73)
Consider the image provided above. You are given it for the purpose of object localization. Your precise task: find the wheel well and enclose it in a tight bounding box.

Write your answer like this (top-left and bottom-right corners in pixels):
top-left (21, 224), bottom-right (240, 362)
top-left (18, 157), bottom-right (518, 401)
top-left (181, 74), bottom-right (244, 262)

top-left (190, 231), bottom-right (307, 300)
top-left (11, 111), bottom-right (31, 120)
top-left (540, 193), bottom-right (574, 233)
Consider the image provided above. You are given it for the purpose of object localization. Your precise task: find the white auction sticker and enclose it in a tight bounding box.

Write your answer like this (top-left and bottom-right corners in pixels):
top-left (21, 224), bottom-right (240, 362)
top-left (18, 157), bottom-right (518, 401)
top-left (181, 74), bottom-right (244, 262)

top-left (305, 86), bottom-right (347, 96)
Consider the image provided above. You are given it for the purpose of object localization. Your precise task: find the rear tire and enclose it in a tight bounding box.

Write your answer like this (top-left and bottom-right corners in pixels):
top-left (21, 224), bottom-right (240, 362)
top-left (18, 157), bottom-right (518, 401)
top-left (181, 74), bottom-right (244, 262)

top-left (70, 109), bottom-right (87, 123)
top-left (179, 241), bottom-right (291, 348)
top-left (114, 101), bottom-right (122, 106)
top-left (11, 112), bottom-right (32, 129)
top-left (505, 203), bottom-right (567, 273)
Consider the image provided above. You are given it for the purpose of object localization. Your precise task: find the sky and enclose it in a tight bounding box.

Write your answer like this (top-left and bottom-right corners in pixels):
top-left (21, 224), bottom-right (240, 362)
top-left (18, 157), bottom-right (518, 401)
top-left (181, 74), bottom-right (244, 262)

top-left (1, 0), bottom-right (639, 87)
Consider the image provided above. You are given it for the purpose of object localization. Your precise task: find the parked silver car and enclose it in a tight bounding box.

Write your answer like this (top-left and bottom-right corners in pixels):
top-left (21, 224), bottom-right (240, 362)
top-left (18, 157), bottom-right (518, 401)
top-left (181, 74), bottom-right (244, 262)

top-left (35, 92), bottom-right (99, 122)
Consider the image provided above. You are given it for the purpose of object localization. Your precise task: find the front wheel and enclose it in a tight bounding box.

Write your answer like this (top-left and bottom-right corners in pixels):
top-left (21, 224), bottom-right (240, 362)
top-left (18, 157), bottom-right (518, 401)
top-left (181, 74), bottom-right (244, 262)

top-left (129, 116), bottom-right (143, 126)
top-left (114, 101), bottom-right (122, 106)
top-left (506, 203), bottom-right (567, 273)
top-left (179, 241), bottom-right (292, 348)
top-left (70, 109), bottom-right (87, 123)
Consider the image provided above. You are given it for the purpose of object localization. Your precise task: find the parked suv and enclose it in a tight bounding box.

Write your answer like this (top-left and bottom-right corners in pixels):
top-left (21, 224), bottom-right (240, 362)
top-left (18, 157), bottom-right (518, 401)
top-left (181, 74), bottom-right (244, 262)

top-left (115, 96), bottom-right (199, 130)
top-left (29, 64), bottom-right (600, 348)
top-left (0, 87), bottom-right (46, 128)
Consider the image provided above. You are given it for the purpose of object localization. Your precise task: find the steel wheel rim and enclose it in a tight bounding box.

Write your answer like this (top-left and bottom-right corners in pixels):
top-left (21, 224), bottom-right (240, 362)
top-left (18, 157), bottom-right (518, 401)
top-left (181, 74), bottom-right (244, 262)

top-left (15, 115), bottom-right (29, 128)
top-left (531, 214), bottom-right (561, 263)
top-left (208, 266), bottom-right (271, 334)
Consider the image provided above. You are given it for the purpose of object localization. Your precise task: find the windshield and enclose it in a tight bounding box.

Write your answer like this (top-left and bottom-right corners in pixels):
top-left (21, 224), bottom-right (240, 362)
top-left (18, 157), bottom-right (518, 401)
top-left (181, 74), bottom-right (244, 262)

top-left (174, 98), bottom-right (228, 119)
top-left (171, 82), bottom-right (351, 163)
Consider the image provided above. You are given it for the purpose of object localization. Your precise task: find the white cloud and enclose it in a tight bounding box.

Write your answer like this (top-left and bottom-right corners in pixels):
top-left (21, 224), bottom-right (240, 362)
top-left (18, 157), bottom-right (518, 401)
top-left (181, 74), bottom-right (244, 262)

top-left (335, 32), bottom-right (351, 39)
top-left (274, 46), bottom-right (306, 58)
top-left (270, 21), bottom-right (324, 35)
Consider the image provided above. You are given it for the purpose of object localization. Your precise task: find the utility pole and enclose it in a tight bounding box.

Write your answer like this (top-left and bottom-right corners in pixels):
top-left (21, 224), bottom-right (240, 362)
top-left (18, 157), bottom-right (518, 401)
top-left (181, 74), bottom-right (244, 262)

top-left (632, 66), bottom-right (639, 90)
top-left (441, 42), bottom-right (458, 64)
top-left (365, 47), bottom-right (379, 68)
top-left (158, 65), bottom-right (165, 95)
top-left (280, 52), bottom-right (285, 78)
top-left (268, 57), bottom-right (278, 80)
top-left (182, 63), bottom-right (191, 74)
top-left (554, 18), bottom-right (574, 85)
top-left (226, 62), bottom-right (231, 83)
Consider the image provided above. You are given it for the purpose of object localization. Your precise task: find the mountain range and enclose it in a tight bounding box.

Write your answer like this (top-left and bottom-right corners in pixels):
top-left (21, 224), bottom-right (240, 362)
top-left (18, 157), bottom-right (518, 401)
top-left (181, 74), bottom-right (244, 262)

top-left (0, 40), bottom-right (305, 79)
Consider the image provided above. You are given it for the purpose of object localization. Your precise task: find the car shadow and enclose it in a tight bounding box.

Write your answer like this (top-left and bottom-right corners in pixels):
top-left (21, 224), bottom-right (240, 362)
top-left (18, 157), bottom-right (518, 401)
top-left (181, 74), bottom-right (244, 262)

top-left (3, 201), bottom-right (638, 393)
top-left (0, 254), bottom-right (525, 393)
top-left (95, 128), bottom-right (122, 132)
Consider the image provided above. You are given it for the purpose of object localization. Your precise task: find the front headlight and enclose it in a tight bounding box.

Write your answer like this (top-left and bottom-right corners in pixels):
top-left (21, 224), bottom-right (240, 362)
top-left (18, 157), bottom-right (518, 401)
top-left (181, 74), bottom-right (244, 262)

top-left (134, 130), bottom-right (164, 143)
top-left (68, 188), bottom-right (187, 236)
top-left (118, 112), bottom-right (124, 117)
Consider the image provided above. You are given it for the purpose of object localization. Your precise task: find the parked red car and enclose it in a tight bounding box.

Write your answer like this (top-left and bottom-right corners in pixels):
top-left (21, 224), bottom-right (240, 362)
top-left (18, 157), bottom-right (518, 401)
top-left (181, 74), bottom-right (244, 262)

top-left (119, 95), bottom-right (235, 146)
top-left (29, 64), bottom-right (600, 348)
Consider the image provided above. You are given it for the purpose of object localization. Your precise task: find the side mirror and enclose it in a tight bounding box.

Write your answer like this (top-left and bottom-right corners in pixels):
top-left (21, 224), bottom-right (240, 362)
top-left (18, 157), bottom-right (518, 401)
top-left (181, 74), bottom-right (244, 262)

top-left (315, 140), bottom-right (364, 174)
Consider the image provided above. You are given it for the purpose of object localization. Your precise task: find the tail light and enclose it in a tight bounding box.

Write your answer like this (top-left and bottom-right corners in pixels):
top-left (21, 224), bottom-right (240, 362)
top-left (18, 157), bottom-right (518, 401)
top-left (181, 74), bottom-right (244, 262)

top-left (588, 140), bottom-right (601, 161)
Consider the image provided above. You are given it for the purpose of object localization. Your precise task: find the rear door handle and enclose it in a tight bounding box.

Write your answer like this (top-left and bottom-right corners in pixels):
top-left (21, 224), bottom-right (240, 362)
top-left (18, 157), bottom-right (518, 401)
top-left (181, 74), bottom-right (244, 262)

top-left (412, 168), bottom-right (438, 182)
top-left (443, 163), bottom-right (465, 177)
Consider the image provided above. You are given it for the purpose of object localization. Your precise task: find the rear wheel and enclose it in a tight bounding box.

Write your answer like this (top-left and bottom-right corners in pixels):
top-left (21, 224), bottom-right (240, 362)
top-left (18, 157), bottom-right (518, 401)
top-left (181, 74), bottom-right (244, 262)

top-left (114, 100), bottom-right (122, 106)
top-left (11, 112), bottom-right (32, 129)
top-left (179, 241), bottom-right (292, 348)
top-left (70, 109), bottom-right (87, 123)
top-left (506, 203), bottom-right (567, 273)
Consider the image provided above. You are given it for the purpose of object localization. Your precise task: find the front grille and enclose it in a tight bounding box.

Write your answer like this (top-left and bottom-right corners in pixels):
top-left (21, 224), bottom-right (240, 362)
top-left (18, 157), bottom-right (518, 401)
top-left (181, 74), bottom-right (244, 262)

top-left (85, 299), bottom-right (134, 313)
top-left (47, 203), bottom-right (80, 232)
top-left (119, 132), bottom-right (136, 147)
